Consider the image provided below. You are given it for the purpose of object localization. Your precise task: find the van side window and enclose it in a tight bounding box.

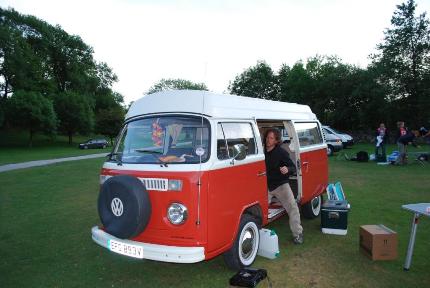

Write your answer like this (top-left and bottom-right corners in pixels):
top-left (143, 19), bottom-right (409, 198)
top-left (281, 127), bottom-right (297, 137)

top-left (217, 122), bottom-right (257, 160)
top-left (295, 122), bottom-right (323, 147)
top-left (217, 124), bottom-right (229, 160)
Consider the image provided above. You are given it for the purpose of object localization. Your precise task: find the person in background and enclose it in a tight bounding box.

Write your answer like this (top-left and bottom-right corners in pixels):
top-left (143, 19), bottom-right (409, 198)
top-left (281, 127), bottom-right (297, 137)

top-left (395, 121), bottom-right (408, 165)
top-left (375, 123), bottom-right (388, 161)
top-left (419, 127), bottom-right (430, 144)
top-left (396, 129), bottom-right (420, 165)
top-left (264, 128), bottom-right (303, 244)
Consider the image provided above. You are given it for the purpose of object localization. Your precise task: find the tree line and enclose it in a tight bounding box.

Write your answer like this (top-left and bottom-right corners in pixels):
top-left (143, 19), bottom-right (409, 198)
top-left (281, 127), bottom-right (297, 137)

top-left (144, 0), bottom-right (430, 135)
top-left (229, 0), bottom-right (430, 133)
top-left (0, 7), bottom-right (125, 146)
top-left (1, 0), bottom-right (429, 146)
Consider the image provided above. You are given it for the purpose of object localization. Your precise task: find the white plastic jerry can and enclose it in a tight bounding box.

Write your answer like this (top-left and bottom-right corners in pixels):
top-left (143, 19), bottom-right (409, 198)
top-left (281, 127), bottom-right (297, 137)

top-left (257, 228), bottom-right (280, 259)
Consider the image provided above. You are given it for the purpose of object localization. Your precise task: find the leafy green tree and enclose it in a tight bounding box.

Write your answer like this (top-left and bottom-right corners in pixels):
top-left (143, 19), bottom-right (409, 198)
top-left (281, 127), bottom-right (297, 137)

top-left (48, 27), bottom-right (97, 93)
top-left (96, 62), bottom-right (118, 90)
top-left (277, 55), bottom-right (388, 130)
top-left (0, 25), bottom-right (44, 99)
top-left (95, 105), bottom-right (126, 145)
top-left (228, 61), bottom-right (278, 100)
top-left (0, 8), bottom-right (56, 99)
top-left (371, 0), bottom-right (430, 127)
top-left (54, 91), bottom-right (94, 144)
top-left (0, 7), bottom-right (122, 141)
top-left (278, 62), bottom-right (313, 104)
top-left (146, 78), bottom-right (207, 94)
top-left (7, 90), bottom-right (57, 147)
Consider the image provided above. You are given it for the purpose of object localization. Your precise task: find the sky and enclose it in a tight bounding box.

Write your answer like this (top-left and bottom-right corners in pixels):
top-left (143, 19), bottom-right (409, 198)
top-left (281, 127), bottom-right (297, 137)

top-left (1, 0), bottom-right (430, 104)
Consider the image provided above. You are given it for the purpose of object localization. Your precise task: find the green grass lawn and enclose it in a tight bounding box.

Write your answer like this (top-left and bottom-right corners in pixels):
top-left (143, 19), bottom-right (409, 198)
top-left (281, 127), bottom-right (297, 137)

top-left (0, 145), bottom-right (429, 287)
top-left (0, 129), bottom-right (112, 165)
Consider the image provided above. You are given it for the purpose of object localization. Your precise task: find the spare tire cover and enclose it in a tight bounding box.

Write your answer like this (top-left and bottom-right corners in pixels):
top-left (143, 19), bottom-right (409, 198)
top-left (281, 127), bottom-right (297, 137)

top-left (98, 175), bottom-right (151, 239)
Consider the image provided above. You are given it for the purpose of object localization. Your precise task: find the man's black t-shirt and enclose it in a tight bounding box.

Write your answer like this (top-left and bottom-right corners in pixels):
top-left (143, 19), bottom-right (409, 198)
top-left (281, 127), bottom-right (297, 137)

top-left (264, 145), bottom-right (296, 192)
top-left (398, 132), bottom-right (416, 145)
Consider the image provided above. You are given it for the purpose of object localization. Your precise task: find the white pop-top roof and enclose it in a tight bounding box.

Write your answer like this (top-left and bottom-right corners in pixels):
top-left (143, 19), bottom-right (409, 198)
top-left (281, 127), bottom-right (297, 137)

top-left (126, 90), bottom-right (316, 121)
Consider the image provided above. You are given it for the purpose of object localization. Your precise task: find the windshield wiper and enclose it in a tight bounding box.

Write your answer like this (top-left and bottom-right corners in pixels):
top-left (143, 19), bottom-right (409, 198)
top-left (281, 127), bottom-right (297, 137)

top-left (135, 149), bottom-right (168, 167)
top-left (135, 149), bottom-right (163, 154)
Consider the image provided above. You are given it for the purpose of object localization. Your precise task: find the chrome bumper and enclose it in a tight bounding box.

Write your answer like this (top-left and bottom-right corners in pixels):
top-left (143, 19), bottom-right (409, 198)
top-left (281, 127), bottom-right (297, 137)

top-left (91, 226), bottom-right (205, 263)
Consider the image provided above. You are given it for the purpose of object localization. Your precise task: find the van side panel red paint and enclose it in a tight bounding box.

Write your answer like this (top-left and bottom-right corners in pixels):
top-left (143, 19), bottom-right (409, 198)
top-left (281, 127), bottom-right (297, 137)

top-left (299, 148), bottom-right (328, 204)
top-left (206, 160), bottom-right (267, 256)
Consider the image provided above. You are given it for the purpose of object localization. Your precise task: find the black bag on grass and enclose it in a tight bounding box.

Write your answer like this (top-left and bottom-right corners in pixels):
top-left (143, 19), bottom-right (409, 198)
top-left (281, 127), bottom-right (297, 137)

top-left (356, 151), bottom-right (369, 162)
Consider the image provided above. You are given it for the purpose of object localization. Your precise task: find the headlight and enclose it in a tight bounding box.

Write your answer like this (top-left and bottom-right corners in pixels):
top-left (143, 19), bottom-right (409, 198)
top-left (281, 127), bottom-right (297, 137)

top-left (168, 179), bottom-right (183, 191)
top-left (167, 203), bottom-right (188, 225)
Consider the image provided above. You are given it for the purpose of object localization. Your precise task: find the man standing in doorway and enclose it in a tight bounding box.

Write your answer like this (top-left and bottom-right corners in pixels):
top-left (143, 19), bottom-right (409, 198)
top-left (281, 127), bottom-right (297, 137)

top-left (264, 128), bottom-right (303, 244)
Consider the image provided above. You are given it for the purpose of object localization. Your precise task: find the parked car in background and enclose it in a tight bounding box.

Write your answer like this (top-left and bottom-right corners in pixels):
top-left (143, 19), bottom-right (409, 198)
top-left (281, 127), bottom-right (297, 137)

top-left (78, 139), bottom-right (108, 149)
top-left (322, 127), bottom-right (343, 156)
top-left (322, 126), bottom-right (354, 148)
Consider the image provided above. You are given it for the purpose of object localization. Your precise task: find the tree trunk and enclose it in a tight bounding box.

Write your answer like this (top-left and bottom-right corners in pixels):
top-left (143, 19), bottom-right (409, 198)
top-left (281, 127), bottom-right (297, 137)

top-left (3, 78), bottom-right (9, 100)
top-left (29, 129), bottom-right (33, 148)
top-left (68, 131), bottom-right (73, 144)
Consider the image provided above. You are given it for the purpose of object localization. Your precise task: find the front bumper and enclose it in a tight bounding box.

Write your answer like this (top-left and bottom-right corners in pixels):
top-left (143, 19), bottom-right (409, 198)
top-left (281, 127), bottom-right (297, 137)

top-left (91, 226), bottom-right (205, 263)
top-left (343, 140), bottom-right (354, 147)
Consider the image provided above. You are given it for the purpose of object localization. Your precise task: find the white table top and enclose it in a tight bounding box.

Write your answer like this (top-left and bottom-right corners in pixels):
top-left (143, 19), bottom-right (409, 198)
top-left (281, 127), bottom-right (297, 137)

top-left (402, 203), bottom-right (430, 217)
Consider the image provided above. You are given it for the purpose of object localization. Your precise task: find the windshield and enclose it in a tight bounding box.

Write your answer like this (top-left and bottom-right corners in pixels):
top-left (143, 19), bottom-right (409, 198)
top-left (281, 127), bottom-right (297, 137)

top-left (330, 127), bottom-right (343, 134)
top-left (112, 116), bottom-right (210, 164)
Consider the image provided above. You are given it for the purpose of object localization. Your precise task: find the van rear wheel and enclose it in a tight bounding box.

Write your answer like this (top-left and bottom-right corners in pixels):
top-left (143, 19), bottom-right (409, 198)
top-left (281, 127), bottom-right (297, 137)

top-left (223, 214), bottom-right (260, 270)
top-left (302, 195), bottom-right (322, 219)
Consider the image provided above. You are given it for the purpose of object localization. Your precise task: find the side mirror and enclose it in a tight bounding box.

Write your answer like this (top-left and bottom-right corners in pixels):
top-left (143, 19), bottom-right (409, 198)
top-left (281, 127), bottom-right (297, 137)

top-left (232, 144), bottom-right (246, 161)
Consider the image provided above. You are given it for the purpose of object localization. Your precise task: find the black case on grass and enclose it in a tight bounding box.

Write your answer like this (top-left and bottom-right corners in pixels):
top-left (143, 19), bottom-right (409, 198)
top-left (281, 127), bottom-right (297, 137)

top-left (229, 268), bottom-right (267, 287)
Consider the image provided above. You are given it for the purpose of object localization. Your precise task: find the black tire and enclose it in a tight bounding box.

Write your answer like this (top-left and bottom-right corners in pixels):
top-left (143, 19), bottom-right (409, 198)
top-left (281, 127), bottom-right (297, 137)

top-left (98, 175), bottom-right (151, 239)
top-left (302, 195), bottom-right (322, 219)
top-left (223, 214), bottom-right (260, 270)
top-left (327, 145), bottom-right (334, 156)
top-left (84, 145), bottom-right (88, 149)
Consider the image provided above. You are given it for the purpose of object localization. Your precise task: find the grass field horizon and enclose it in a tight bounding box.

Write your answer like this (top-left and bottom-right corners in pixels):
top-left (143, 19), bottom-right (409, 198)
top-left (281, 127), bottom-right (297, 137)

top-left (0, 144), bottom-right (429, 287)
top-left (0, 129), bottom-right (111, 165)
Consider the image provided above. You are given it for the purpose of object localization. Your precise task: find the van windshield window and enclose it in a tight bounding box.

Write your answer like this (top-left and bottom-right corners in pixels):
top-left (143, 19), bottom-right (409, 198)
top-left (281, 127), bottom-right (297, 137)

top-left (113, 116), bottom-right (210, 164)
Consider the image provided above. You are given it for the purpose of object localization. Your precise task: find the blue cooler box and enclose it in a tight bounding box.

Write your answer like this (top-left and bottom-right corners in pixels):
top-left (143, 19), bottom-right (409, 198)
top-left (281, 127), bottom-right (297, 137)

top-left (321, 200), bottom-right (349, 235)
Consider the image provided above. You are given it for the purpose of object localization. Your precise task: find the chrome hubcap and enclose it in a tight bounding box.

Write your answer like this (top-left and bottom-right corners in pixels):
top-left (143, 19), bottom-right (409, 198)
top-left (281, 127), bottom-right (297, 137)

top-left (241, 229), bottom-right (255, 260)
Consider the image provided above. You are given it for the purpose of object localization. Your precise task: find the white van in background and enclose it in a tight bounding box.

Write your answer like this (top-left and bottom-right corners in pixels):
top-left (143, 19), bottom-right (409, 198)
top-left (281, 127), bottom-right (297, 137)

top-left (322, 127), bottom-right (343, 156)
top-left (322, 126), bottom-right (354, 148)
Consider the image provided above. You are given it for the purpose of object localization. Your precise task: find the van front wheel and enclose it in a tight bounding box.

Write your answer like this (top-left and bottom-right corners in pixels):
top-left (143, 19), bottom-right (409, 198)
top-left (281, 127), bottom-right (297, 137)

top-left (302, 195), bottom-right (322, 219)
top-left (223, 214), bottom-right (260, 270)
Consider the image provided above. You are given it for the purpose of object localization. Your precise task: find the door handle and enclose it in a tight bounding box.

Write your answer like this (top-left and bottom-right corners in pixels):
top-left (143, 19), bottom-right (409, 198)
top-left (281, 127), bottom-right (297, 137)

top-left (257, 171), bottom-right (266, 177)
top-left (302, 161), bottom-right (309, 173)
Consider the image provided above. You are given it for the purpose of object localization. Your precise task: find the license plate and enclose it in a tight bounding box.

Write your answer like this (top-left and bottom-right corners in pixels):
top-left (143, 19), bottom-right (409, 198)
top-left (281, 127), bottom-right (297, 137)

top-left (109, 239), bottom-right (144, 259)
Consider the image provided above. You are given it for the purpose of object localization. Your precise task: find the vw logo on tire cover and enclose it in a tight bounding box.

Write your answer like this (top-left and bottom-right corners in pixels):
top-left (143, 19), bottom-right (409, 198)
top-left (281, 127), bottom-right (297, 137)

top-left (98, 175), bottom-right (151, 239)
top-left (111, 197), bottom-right (124, 216)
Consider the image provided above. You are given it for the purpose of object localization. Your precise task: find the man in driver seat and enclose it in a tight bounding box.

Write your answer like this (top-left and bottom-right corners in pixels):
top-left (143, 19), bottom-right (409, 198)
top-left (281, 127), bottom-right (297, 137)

top-left (264, 128), bottom-right (304, 244)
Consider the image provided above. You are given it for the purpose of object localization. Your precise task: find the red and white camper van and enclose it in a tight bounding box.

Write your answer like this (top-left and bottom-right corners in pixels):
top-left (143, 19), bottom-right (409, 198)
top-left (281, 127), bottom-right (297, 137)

top-left (92, 90), bottom-right (328, 269)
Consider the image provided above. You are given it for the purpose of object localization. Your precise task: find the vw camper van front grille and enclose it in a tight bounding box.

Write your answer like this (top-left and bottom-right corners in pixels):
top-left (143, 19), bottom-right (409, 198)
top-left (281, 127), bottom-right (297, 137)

top-left (140, 178), bottom-right (168, 191)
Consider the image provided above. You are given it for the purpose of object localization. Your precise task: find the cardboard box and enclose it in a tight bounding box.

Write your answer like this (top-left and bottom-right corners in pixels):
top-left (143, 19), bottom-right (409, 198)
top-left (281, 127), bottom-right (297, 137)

top-left (359, 225), bottom-right (398, 260)
top-left (321, 200), bottom-right (349, 235)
